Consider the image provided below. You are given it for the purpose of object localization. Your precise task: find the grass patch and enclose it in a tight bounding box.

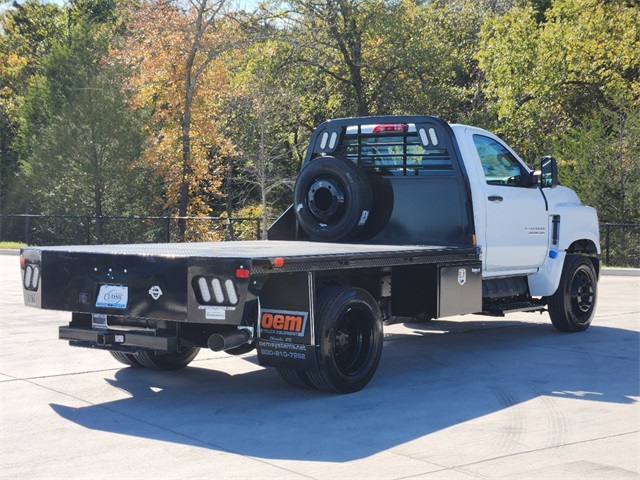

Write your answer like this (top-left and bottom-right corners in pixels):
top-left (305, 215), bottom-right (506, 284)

top-left (0, 241), bottom-right (27, 249)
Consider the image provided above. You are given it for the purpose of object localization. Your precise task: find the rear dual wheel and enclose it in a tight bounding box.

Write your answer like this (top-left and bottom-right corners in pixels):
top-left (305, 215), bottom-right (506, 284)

top-left (276, 286), bottom-right (383, 394)
top-left (307, 286), bottom-right (383, 394)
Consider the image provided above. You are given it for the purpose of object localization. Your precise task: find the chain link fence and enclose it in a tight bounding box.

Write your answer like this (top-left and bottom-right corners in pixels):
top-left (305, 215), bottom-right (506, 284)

top-left (601, 223), bottom-right (640, 268)
top-left (1, 214), bottom-right (638, 267)
top-left (0, 214), bottom-right (263, 245)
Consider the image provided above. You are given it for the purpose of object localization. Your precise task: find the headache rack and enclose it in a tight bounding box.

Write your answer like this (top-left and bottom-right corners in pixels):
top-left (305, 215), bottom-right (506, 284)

top-left (311, 119), bottom-right (456, 176)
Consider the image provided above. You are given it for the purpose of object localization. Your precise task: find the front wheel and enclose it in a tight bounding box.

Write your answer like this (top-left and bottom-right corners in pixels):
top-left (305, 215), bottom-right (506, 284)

top-left (307, 286), bottom-right (383, 394)
top-left (548, 254), bottom-right (598, 332)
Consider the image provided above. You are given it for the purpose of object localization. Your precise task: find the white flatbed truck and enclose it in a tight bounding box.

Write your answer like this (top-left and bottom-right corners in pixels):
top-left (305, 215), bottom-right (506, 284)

top-left (20, 115), bottom-right (600, 393)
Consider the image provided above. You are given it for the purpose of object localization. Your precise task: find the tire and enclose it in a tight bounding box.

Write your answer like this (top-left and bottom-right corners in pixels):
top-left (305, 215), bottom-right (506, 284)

top-left (294, 156), bottom-right (373, 242)
top-left (276, 368), bottom-right (318, 390)
top-left (548, 254), bottom-right (598, 332)
top-left (134, 347), bottom-right (200, 370)
top-left (307, 286), bottom-right (383, 394)
top-left (110, 351), bottom-right (143, 367)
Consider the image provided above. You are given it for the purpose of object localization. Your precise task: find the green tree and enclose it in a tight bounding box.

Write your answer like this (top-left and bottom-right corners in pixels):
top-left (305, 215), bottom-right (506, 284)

top-left (115, 0), bottom-right (245, 241)
top-left (478, 0), bottom-right (640, 158)
top-left (225, 40), bottom-right (304, 237)
top-left (262, 0), bottom-right (494, 124)
top-left (557, 107), bottom-right (640, 224)
top-left (0, 0), bottom-right (66, 220)
top-left (381, 0), bottom-right (490, 122)
top-left (16, 2), bottom-right (157, 243)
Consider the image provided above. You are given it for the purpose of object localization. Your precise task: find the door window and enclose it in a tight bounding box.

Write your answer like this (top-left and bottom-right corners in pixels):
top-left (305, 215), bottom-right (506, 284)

top-left (473, 135), bottom-right (528, 186)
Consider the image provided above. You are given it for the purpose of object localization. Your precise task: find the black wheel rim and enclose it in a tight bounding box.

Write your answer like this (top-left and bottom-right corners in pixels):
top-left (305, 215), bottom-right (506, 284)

top-left (570, 266), bottom-right (595, 321)
top-left (333, 306), bottom-right (373, 376)
top-left (307, 177), bottom-right (345, 222)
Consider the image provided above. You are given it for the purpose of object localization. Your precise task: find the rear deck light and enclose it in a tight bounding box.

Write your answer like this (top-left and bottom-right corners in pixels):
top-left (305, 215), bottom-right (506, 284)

top-left (373, 124), bottom-right (407, 133)
top-left (419, 128), bottom-right (429, 146)
top-left (328, 131), bottom-right (338, 149)
top-left (320, 132), bottom-right (329, 149)
top-left (428, 127), bottom-right (439, 146)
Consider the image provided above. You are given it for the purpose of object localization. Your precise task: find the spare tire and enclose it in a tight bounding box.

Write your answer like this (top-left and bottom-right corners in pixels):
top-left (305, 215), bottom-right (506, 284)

top-left (294, 156), bottom-right (373, 242)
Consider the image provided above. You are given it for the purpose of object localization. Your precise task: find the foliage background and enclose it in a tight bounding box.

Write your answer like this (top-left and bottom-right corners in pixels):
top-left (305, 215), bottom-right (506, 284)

top-left (1, 0), bottom-right (638, 244)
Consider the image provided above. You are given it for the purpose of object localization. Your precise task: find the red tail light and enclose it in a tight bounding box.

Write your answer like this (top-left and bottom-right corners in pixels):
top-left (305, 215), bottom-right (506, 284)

top-left (235, 268), bottom-right (250, 279)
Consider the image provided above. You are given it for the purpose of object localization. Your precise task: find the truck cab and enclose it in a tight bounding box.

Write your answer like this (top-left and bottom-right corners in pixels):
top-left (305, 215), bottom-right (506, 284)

top-left (279, 115), bottom-right (600, 330)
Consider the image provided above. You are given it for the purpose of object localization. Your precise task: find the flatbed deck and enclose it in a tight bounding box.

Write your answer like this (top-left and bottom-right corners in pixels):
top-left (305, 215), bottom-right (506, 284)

top-left (26, 240), bottom-right (479, 274)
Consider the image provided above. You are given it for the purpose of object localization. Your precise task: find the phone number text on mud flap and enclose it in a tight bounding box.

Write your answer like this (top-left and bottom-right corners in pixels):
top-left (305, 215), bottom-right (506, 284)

top-left (259, 341), bottom-right (307, 359)
top-left (261, 350), bottom-right (306, 359)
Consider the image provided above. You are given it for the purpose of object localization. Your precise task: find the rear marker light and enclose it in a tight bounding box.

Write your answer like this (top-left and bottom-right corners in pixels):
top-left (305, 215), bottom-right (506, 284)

top-left (273, 257), bottom-right (285, 268)
top-left (211, 278), bottom-right (225, 303)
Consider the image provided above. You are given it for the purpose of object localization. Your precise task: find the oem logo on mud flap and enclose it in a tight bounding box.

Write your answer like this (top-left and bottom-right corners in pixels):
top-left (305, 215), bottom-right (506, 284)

top-left (260, 309), bottom-right (308, 338)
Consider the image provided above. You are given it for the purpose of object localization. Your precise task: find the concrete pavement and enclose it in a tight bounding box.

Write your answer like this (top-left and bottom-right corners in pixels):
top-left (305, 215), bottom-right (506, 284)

top-left (1, 254), bottom-right (638, 479)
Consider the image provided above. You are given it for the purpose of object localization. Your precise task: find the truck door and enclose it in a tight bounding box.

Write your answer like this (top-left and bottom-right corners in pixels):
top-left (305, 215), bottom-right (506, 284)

top-left (466, 131), bottom-right (549, 273)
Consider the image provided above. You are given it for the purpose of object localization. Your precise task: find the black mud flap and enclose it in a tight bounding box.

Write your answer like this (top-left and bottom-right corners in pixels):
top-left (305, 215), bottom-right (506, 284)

top-left (255, 272), bottom-right (319, 372)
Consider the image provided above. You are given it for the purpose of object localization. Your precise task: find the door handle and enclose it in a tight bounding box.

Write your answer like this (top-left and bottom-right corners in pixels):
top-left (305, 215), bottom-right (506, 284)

top-left (488, 195), bottom-right (503, 203)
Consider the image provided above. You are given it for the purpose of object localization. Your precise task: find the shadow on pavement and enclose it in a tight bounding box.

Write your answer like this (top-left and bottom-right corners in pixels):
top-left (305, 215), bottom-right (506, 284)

top-left (50, 321), bottom-right (639, 462)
